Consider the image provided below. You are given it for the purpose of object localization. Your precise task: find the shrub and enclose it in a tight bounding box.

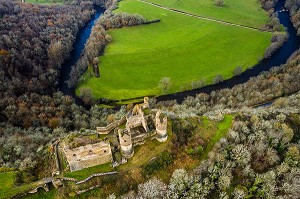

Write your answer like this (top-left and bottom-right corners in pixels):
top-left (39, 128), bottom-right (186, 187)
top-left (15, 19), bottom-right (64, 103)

top-left (213, 74), bottom-right (224, 84)
top-left (215, 0), bottom-right (224, 7)
top-left (158, 77), bottom-right (172, 94)
top-left (233, 66), bottom-right (243, 76)
top-left (142, 151), bottom-right (174, 177)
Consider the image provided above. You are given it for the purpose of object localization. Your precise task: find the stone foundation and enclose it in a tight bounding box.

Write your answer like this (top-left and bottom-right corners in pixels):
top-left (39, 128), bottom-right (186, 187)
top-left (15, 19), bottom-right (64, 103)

top-left (64, 141), bottom-right (112, 172)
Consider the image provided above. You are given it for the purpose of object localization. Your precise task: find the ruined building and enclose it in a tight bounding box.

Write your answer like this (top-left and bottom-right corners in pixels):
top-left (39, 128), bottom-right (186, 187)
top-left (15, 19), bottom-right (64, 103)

top-left (115, 97), bottom-right (168, 157)
top-left (63, 97), bottom-right (168, 172)
top-left (63, 141), bottom-right (113, 172)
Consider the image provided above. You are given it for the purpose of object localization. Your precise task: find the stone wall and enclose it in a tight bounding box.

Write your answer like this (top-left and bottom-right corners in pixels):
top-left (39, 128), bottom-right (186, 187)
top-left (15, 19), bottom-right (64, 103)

top-left (96, 116), bottom-right (126, 134)
top-left (64, 141), bottom-right (113, 172)
top-left (155, 110), bottom-right (168, 142)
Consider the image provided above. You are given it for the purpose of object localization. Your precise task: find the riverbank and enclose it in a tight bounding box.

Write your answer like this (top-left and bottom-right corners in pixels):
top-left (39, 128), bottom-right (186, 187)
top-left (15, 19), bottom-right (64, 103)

top-left (59, 6), bottom-right (105, 107)
top-left (99, 0), bottom-right (300, 107)
top-left (76, 0), bottom-right (272, 101)
top-left (59, 0), bottom-right (299, 109)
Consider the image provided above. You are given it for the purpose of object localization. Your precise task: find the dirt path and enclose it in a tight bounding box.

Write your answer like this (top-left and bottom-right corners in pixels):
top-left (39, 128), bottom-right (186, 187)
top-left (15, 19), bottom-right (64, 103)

top-left (139, 0), bottom-right (272, 33)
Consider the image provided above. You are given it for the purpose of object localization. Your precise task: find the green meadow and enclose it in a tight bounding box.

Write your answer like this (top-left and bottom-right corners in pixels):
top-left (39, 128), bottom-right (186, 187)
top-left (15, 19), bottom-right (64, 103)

top-left (146, 0), bottom-right (269, 28)
top-left (77, 0), bottom-right (272, 100)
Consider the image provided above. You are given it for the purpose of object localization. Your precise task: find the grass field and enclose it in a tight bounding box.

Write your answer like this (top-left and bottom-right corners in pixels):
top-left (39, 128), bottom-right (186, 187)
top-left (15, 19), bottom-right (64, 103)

top-left (146, 0), bottom-right (269, 28)
top-left (0, 172), bottom-right (16, 198)
top-left (64, 163), bottom-right (115, 181)
top-left (77, 0), bottom-right (272, 100)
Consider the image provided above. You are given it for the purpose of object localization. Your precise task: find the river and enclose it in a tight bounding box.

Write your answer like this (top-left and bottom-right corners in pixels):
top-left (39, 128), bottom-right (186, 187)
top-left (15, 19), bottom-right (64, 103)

top-left (157, 0), bottom-right (300, 103)
top-left (59, 0), bottom-right (300, 106)
top-left (59, 6), bottom-right (105, 106)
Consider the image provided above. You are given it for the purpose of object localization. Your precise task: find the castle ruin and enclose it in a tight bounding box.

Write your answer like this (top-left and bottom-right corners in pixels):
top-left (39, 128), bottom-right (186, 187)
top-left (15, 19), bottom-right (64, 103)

top-left (63, 141), bottom-right (113, 172)
top-left (63, 97), bottom-right (168, 172)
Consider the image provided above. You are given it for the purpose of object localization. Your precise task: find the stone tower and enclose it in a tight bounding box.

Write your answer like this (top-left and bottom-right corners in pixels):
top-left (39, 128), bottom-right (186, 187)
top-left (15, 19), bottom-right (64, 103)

top-left (118, 129), bottom-right (134, 158)
top-left (126, 103), bottom-right (149, 133)
top-left (155, 110), bottom-right (168, 142)
top-left (142, 97), bottom-right (149, 109)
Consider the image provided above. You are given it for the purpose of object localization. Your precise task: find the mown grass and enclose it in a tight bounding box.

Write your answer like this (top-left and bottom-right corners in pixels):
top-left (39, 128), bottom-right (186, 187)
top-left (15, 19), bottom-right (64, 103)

top-left (64, 163), bottom-right (115, 181)
top-left (146, 0), bottom-right (269, 28)
top-left (77, 0), bottom-right (272, 100)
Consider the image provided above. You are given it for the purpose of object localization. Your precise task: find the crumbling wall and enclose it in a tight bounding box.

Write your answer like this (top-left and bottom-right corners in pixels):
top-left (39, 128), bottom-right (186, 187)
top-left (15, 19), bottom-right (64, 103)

top-left (64, 141), bottom-right (112, 172)
top-left (155, 111), bottom-right (168, 142)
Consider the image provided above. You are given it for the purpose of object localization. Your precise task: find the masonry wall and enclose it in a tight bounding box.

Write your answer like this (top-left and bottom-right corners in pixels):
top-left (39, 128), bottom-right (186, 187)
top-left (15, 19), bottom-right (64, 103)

top-left (64, 142), bottom-right (113, 172)
top-left (69, 154), bottom-right (112, 171)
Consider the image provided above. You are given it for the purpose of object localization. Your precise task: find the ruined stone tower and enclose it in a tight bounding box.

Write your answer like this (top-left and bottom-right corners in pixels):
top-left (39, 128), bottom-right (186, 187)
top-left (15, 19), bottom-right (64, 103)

top-left (126, 102), bottom-right (149, 133)
top-left (155, 110), bottom-right (168, 142)
top-left (118, 129), bottom-right (134, 158)
top-left (142, 97), bottom-right (149, 109)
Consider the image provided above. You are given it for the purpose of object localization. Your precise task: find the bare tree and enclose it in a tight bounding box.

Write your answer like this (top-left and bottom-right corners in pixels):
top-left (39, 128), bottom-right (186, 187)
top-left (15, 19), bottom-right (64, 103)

top-left (215, 0), bottom-right (224, 7)
top-left (79, 87), bottom-right (94, 105)
top-left (213, 74), bottom-right (224, 84)
top-left (93, 57), bottom-right (100, 77)
top-left (233, 66), bottom-right (243, 76)
top-left (158, 77), bottom-right (172, 94)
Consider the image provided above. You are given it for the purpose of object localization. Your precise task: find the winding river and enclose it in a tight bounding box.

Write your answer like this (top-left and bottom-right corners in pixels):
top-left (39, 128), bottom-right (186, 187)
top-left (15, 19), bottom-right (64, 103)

top-left (157, 0), bottom-right (300, 103)
top-left (59, 0), bottom-right (300, 106)
top-left (59, 6), bottom-right (105, 106)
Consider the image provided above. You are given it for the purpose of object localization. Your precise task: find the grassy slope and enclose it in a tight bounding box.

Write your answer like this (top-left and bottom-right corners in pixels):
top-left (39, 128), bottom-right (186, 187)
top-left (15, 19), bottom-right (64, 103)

top-left (200, 115), bottom-right (233, 158)
top-left (146, 0), bottom-right (269, 28)
top-left (0, 172), bottom-right (16, 198)
top-left (64, 163), bottom-right (115, 181)
top-left (156, 114), bottom-right (233, 181)
top-left (77, 0), bottom-right (272, 100)
top-left (21, 116), bottom-right (233, 198)
top-left (0, 172), bottom-right (37, 199)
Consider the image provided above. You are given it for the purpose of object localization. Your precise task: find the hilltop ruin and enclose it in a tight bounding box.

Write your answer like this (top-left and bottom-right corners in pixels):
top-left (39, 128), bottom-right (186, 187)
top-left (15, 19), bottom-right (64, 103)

top-left (63, 97), bottom-right (168, 172)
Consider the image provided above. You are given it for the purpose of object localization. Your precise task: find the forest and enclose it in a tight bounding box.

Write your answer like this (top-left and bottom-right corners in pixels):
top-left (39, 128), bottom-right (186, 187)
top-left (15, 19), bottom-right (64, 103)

top-left (0, 0), bottom-right (106, 180)
top-left (0, 0), bottom-right (94, 96)
top-left (0, 0), bottom-right (300, 198)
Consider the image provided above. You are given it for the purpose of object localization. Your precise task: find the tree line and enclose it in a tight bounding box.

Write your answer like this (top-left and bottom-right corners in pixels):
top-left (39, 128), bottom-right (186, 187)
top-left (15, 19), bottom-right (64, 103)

top-left (286, 0), bottom-right (300, 35)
